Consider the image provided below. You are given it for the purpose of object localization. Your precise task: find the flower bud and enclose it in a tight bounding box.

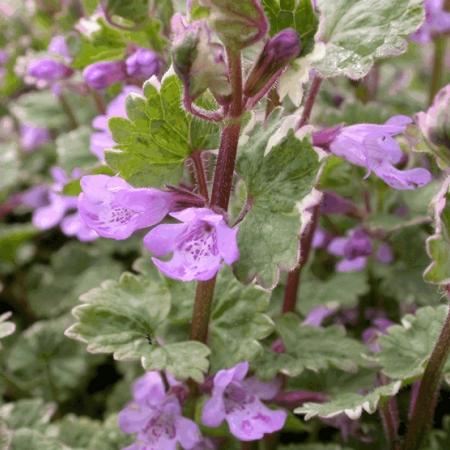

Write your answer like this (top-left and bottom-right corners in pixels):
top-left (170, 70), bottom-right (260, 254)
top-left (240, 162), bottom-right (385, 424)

top-left (244, 29), bottom-right (301, 98)
top-left (416, 84), bottom-right (450, 152)
top-left (171, 13), bottom-right (231, 102)
top-left (83, 60), bottom-right (127, 90)
top-left (197, 0), bottom-right (268, 49)
top-left (27, 58), bottom-right (73, 82)
top-left (125, 48), bottom-right (163, 80)
top-left (48, 35), bottom-right (71, 62)
top-left (20, 124), bottom-right (50, 152)
top-left (0, 50), bottom-right (8, 65)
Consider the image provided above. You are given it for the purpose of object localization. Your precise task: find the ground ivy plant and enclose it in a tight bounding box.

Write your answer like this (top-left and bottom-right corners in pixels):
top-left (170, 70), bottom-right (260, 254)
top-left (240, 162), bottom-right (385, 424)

top-left (1, 0), bottom-right (450, 449)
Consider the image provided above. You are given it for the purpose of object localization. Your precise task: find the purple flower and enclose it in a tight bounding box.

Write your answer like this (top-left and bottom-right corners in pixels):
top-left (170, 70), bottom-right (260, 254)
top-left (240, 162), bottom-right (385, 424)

top-left (83, 60), bottom-right (127, 90)
top-left (33, 192), bottom-right (77, 230)
top-left (60, 211), bottom-right (98, 242)
top-left (20, 124), bottom-right (50, 152)
top-left (201, 362), bottom-right (286, 441)
top-left (328, 228), bottom-right (373, 272)
top-left (144, 207), bottom-right (239, 282)
top-left (78, 175), bottom-right (176, 240)
top-left (244, 28), bottom-right (301, 98)
top-left (411, 0), bottom-right (450, 43)
top-left (48, 35), bottom-right (71, 62)
top-left (303, 306), bottom-right (336, 327)
top-left (328, 228), bottom-right (393, 272)
top-left (362, 317), bottom-right (393, 352)
top-left (0, 50), bottom-right (8, 65)
top-left (119, 372), bottom-right (201, 450)
top-left (27, 58), bottom-right (73, 82)
top-left (326, 116), bottom-right (432, 190)
top-left (90, 86), bottom-right (141, 161)
top-left (125, 48), bottom-right (163, 80)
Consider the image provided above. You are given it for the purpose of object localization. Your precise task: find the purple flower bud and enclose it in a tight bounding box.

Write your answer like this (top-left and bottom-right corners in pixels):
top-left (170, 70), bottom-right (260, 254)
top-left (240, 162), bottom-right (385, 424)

top-left (27, 58), bottom-right (73, 82)
top-left (201, 362), bottom-right (286, 441)
top-left (244, 28), bottom-right (301, 98)
top-left (416, 84), bottom-right (450, 152)
top-left (20, 124), bottom-right (50, 152)
top-left (144, 207), bottom-right (239, 282)
top-left (125, 48), bottom-right (163, 80)
top-left (83, 60), bottom-right (127, 90)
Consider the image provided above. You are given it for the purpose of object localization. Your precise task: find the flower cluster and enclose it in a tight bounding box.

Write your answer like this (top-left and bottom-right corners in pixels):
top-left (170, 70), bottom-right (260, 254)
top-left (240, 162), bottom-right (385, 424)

top-left (78, 175), bottom-right (239, 282)
top-left (120, 363), bottom-right (286, 448)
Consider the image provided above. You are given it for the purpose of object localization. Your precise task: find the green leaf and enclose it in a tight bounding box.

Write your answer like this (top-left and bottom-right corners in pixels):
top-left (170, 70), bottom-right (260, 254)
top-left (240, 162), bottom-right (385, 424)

top-left (0, 144), bottom-right (20, 193)
top-left (295, 381), bottom-right (401, 420)
top-left (56, 126), bottom-right (97, 172)
top-left (87, 415), bottom-right (132, 450)
top-left (262, 0), bottom-right (318, 55)
top-left (279, 445), bottom-right (353, 450)
top-left (208, 267), bottom-right (274, 371)
top-left (106, 0), bottom-right (148, 22)
top-left (424, 177), bottom-right (450, 284)
top-left (0, 224), bottom-right (38, 265)
top-left (314, 0), bottom-right (424, 79)
top-left (297, 272), bottom-right (369, 316)
top-left (255, 313), bottom-right (367, 379)
top-left (106, 72), bottom-right (220, 187)
top-left (0, 399), bottom-right (55, 431)
top-left (72, 19), bottom-right (166, 69)
top-left (0, 312), bottom-right (15, 347)
top-left (52, 415), bottom-right (100, 449)
top-left (235, 109), bottom-right (321, 288)
top-left (7, 317), bottom-right (96, 401)
top-left (65, 268), bottom-right (210, 382)
top-left (27, 242), bottom-right (123, 318)
top-left (377, 305), bottom-right (450, 381)
top-left (10, 429), bottom-right (69, 450)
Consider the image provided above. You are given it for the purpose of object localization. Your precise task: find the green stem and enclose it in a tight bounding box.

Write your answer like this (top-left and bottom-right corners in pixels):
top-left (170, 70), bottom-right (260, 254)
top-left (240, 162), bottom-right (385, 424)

top-left (402, 286), bottom-right (450, 450)
top-left (58, 93), bottom-right (78, 130)
top-left (429, 36), bottom-right (446, 105)
top-left (189, 49), bottom-right (244, 345)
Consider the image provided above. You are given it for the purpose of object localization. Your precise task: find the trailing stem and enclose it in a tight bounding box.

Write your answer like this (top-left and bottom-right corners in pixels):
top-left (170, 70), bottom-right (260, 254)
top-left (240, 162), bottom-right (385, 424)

top-left (281, 76), bottom-right (324, 314)
top-left (402, 285), bottom-right (450, 450)
top-left (282, 204), bottom-right (320, 313)
top-left (189, 49), bottom-right (244, 344)
top-left (429, 36), bottom-right (446, 104)
top-left (58, 93), bottom-right (78, 130)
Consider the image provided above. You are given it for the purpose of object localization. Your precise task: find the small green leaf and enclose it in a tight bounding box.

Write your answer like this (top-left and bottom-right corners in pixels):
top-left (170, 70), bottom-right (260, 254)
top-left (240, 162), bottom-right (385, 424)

top-left (7, 317), bottom-right (96, 401)
top-left (56, 126), bottom-right (97, 172)
top-left (0, 224), bottom-right (38, 265)
top-left (106, 72), bottom-right (220, 187)
top-left (9, 429), bottom-right (69, 450)
top-left (377, 306), bottom-right (450, 381)
top-left (424, 177), bottom-right (450, 284)
top-left (66, 267), bottom-right (210, 382)
top-left (314, 0), bottom-right (424, 79)
top-left (0, 399), bottom-right (55, 431)
top-left (0, 144), bottom-right (20, 193)
top-left (235, 109), bottom-right (321, 288)
top-left (255, 314), bottom-right (367, 379)
top-left (106, 0), bottom-right (148, 23)
top-left (87, 415), bottom-right (132, 450)
top-left (262, 0), bottom-right (318, 55)
top-left (52, 415), bottom-right (100, 449)
top-left (295, 381), bottom-right (401, 420)
top-left (0, 312), bottom-right (15, 347)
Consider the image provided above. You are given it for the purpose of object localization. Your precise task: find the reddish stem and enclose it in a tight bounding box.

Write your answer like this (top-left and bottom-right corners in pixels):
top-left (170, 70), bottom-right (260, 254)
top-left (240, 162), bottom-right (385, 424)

top-left (282, 204), bottom-right (320, 313)
top-left (295, 75), bottom-right (323, 131)
top-left (191, 151), bottom-right (209, 202)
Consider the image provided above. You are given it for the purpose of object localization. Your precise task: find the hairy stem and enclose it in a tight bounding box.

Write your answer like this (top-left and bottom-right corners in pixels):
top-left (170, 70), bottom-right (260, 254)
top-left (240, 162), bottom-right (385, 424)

top-left (379, 374), bottom-right (400, 450)
top-left (283, 203), bottom-right (320, 314)
top-left (295, 75), bottom-right (323, 131)
top-left (402, 286), bottom-right (450, 450)
top-left (58, 93), bottom-right (78, 130)
top-left (429, 36), bottom-right (446, 104)
top-left (189, 49), bottom-right (244, 344)
top-left (191, 151), bottom-right (209, 202)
